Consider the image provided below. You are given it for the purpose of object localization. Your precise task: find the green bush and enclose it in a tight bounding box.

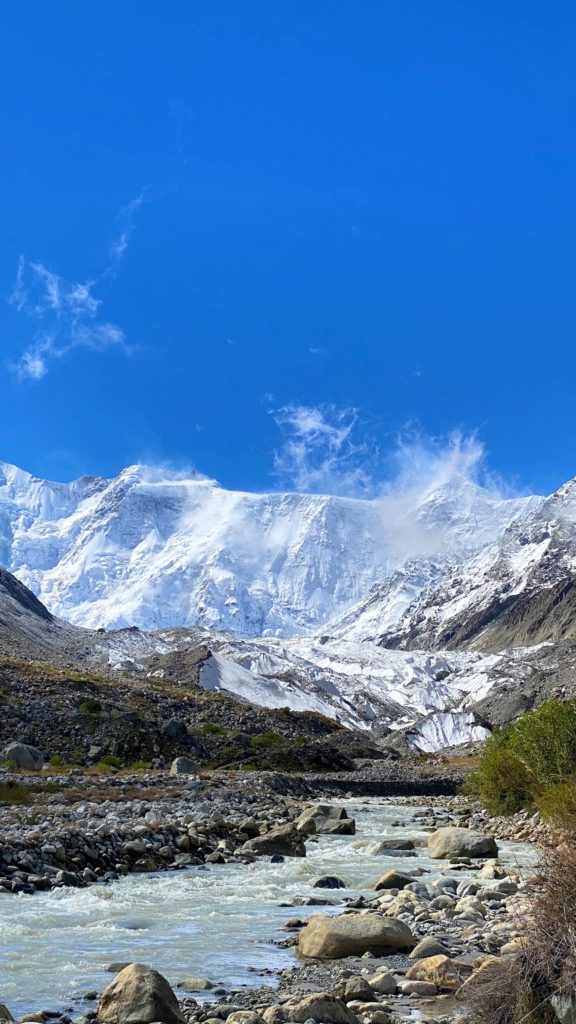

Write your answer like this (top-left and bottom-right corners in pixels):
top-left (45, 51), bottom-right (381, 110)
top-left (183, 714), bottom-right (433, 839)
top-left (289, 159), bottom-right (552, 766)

top-left (536, 777), bottom-right (576, 830)
top-left (466, 699), bottom-right (576, 815)
top-left (79, 699), bottom-right (102, 714)
top-left (96, 753), bottom-right (122, 770)
top-left (464, 741), bottom-right (534, 814)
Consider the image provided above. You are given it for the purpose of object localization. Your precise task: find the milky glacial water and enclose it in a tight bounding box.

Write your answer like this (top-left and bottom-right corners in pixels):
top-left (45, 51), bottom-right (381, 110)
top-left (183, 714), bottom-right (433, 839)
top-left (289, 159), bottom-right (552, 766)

top-left (0, 801), bottom-right (537, 1018)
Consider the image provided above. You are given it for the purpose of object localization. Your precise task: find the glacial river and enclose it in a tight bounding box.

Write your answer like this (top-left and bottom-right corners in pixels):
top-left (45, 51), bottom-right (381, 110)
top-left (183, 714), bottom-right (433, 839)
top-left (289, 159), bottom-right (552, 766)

top-left (0, 801), bottom-right (537, 1018)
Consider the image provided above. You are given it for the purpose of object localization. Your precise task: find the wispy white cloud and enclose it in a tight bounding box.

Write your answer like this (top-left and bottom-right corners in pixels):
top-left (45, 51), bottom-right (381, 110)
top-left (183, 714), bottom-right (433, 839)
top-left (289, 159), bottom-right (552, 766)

top-left (108, 189), bottom-right (149, 269)
top-left (9, 259), bottom-right (127, 382)
top-left (272, 403), bottom-right (376, 496)
top-left (273, 406), bottom-right (528, 555)
top-left (8, 191), bottom-right (147, 382)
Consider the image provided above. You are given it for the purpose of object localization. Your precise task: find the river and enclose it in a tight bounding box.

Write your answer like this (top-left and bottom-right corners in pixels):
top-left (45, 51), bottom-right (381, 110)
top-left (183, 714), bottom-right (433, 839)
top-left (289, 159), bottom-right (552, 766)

top-left (0, 800), bottom-right (537, 1018)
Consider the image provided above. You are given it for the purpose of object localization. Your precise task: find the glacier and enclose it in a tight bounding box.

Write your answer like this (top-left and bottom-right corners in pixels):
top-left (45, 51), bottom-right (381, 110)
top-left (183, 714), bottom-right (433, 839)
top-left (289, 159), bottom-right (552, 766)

top-left (0, 460), bottom-right (536, 637)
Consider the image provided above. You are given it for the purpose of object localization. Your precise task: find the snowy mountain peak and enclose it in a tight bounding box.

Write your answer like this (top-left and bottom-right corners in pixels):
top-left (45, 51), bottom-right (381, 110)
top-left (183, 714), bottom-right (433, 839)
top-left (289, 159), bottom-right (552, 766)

top-left (0, 459), bottom-right (538, 638)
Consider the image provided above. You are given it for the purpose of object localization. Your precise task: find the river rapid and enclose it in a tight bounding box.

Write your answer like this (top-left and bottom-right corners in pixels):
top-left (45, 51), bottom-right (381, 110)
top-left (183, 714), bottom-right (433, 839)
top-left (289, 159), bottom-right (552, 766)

top-left (0, 800), bottom-right (537, 1018)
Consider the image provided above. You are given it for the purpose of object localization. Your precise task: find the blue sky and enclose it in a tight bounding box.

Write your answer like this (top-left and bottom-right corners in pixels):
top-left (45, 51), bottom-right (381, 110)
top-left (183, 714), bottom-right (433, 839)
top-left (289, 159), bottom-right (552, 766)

top-left (1, 1), bottom-right (574, 497)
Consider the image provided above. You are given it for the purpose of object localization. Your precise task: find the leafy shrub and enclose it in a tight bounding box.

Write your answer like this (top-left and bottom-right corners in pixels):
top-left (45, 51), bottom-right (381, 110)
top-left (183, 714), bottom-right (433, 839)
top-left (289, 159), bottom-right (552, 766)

top-left (464, 742), bottom-right (534, 815)
top-left (130, 759), bottom-right (152, 771)
top-left (79, 699), bottom-right (102, 714)
top-left (97, 753), bottom-right (122, 769)
top-left (536, 776), bottom-right (576, 830)
top-left (465, 699), bottom-right (576, 815)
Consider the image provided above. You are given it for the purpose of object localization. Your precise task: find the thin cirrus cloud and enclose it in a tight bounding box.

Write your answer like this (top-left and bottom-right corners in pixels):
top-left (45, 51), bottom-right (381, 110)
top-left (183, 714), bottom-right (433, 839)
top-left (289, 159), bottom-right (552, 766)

top-left (8, 191), bottom-right (147, 382)
top-left (272, 403), bottom-right (376, 496)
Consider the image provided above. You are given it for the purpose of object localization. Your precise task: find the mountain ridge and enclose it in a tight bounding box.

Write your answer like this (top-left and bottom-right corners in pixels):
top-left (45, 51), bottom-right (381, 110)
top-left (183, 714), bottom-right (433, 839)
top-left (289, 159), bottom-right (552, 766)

top-left (0, 459), bottom-right (536, 637)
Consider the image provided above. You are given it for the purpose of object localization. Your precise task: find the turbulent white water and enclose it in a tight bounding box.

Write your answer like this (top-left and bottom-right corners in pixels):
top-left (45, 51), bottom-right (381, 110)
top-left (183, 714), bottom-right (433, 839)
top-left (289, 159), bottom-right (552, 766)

top-left (0, 801), bottom-right (537, 1018)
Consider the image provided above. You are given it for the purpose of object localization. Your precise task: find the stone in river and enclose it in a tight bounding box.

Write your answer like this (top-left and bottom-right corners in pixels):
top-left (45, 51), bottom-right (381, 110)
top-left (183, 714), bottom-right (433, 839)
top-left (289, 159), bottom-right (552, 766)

top-left (427, 827), bottom-right (498, 860)
top-left (373, 870), bottom-right (414, 891)
top-left (298, 912), bottom-right (414, 958)
top-left (97, 963), bottom-right (185, 1024)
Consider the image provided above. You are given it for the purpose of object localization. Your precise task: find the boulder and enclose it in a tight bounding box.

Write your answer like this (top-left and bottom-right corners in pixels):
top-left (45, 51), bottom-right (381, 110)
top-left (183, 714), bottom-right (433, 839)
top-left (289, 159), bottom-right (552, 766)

top-left (97, 962), bottom-right (185, 1024)
top-left (0, 1005), bottom-right (14, 1022)
top-left (405, 954), bottom-right (468, 992)
top-left (314, 876), bottom-right (347, 889)
top-left (368, 972), bottom-right (397, 995)
top-left (286, 993), bottom-right (358, 1024)
top-left (296, 804), bottom-right (349, 834)
top-left (323, 819), bottom-right (356, 836)
top-left (170, 756), bottom-right (198, 776)
top-left (162, 719), bottom-right (189, 743)
top-left (343, 977), bottom-right (374, 1001)
top-left (409, 936), bottom-right (452, 960)
top-left (374, 870), bottom-right (414, 891)
top-left (226, 1015), bottom-right (265, 1024)
top-left (427, 827), bottom-right (498, 860)
top-left (373, 839), bottom-right (416, 853)
top-left (2, 742), bottom-right (43, 770)
top-left (261, 1009), bottom-right (287, 1024)
top-left (242, 825), bottom-right (306, 858)
top-left (298, 911), bottom-right (414, 958)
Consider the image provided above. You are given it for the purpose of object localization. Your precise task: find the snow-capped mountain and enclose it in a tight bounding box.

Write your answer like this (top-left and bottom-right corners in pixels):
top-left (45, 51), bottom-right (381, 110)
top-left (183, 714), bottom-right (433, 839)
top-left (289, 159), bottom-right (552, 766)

top-left (0, 460), bottom-right (535, 637)
top-left (378, 477), bottom-right (576, 652)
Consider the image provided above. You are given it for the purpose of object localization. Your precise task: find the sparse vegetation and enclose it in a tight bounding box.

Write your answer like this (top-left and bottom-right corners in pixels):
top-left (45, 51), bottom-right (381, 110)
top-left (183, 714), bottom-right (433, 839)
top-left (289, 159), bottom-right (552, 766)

top-left (465, 699), bottom-right (576, 815)
top-left (96, 753), bottom-right (122, 771)
top-left (195, 723), bottom-right (226, 736)
top-left (464, 842), bottom-right (576, 1024)
top-left (250, 732), bottom-right (285, 748)
top-left (0, 780), bottom-right (32, 805)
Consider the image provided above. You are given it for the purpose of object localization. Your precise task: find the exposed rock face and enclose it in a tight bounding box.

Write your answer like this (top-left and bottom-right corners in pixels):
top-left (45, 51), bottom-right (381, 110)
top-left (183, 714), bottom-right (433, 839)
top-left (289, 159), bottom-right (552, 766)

top-left (2, 742), bottom-right (43, 770)
top-left (427, 827), bottom-right (498, 859)
top-left (97, 963), bottom-right (185, 1024)
top-left (298, 912), bottom-right (414, 958)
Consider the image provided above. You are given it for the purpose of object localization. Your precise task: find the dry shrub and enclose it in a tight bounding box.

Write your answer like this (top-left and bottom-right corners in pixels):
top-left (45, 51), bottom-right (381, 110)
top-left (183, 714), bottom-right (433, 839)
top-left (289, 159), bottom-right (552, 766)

top-left (463, 839), bottom-right (576, 1024)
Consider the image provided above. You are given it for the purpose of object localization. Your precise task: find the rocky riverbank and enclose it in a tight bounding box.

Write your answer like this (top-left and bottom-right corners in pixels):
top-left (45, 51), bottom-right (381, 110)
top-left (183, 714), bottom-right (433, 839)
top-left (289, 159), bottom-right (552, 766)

top-left (0, 768), bottom-right (318, 894)
top-left (0, 786), bottom-right (540, 1024)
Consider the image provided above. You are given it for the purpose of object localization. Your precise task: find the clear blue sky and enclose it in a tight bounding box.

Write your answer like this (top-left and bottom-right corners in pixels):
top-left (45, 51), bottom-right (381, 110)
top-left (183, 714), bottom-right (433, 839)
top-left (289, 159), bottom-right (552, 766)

top-left (1, 1), bottom-right (574, 496)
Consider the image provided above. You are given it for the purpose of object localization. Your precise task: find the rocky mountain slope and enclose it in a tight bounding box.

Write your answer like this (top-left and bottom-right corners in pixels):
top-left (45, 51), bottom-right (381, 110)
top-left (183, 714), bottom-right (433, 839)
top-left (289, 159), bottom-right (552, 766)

top-left (0, 460), bottom-right (535, 637)
top-left (4, 460), bottom-right (576, 754)
top-left (377, 476), bottom-right (576, 653)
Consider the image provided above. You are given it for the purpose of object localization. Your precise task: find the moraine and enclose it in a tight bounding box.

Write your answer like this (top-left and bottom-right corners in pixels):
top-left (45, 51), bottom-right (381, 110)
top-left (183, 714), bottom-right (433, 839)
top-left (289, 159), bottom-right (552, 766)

top-left (0, 800), bottom-right (537, 1020)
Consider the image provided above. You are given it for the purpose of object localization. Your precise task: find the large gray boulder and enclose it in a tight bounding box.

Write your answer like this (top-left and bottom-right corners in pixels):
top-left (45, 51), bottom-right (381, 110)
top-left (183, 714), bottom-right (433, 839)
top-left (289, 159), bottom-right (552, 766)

top-left (242, 825), bottom-right (306, 858)
top-left (296, 804), bottom-right (354, 835)
top-left (298, 911), bottom-right (414, 958)
top-left (98, 963), bottom-right (185, 1024)
top-left (427, 827), bottom-right (498, 860)
top-left (2, 742), bottom-right (43, 770)
top-left (170, 756), bottom-right (198, 776)
top-left (285, 993), bottom-right (358, 1024)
